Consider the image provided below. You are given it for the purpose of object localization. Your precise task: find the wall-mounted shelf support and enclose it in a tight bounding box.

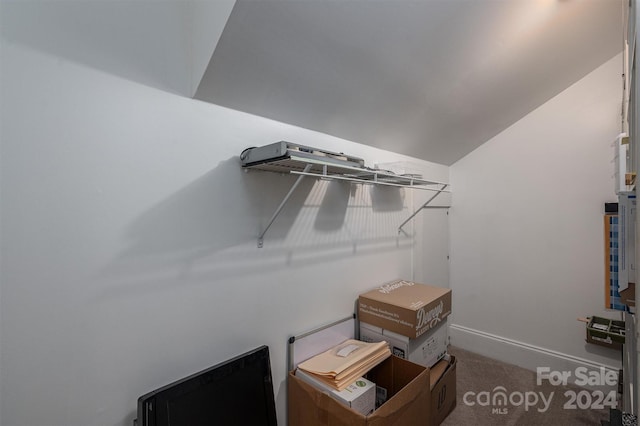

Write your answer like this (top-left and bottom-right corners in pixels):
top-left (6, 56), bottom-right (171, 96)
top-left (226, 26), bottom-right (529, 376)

top-left (398, 184), bottom-right (449, 234)
top-left (289, 170), bottom-right (445, 190)
top-left (243, 152), bottom-right (450, 247)
top-left (257, 164), bottom-right (312, 248)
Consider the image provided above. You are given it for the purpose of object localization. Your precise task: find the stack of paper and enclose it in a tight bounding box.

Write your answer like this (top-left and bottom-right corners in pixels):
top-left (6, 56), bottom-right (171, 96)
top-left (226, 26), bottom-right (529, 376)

top-left (296, 339), bottom-right (391, 391)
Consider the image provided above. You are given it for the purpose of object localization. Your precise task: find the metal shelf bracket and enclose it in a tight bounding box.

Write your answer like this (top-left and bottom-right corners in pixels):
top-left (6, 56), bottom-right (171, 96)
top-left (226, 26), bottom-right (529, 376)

top-left (398, 184), bottom-right (450, 234)
top-left (257, 164), bottom-right (312, 248)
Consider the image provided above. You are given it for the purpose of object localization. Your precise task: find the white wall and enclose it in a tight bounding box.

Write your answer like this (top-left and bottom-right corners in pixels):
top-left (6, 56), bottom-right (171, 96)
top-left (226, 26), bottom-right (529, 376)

top-left (0, 2), bottom-right (449, 425)
top-left (189, 0), bottom-right (236, 96)
top-left (449, 53), bottom-right (624, 376)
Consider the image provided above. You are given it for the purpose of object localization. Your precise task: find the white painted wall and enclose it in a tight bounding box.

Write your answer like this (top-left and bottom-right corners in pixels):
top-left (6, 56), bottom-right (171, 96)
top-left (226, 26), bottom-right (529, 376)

top-left (0, 2), bottom-right (449, 425)
top-left (449, 54), bottom-right (624, 375)
top-left (189, 0), bottom-right (236, 96)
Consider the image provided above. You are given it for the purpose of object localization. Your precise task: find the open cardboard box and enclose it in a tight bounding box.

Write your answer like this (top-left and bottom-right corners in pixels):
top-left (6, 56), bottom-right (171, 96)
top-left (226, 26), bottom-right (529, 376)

top-left (430, 356), bottom-right (457, 426)
top-left (288, 354), bottom-right (456, 426)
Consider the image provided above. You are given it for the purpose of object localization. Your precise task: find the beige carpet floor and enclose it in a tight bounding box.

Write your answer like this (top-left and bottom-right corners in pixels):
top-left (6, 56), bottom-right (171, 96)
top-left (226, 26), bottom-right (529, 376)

top-left (441, 346), bottom-right (612, 426)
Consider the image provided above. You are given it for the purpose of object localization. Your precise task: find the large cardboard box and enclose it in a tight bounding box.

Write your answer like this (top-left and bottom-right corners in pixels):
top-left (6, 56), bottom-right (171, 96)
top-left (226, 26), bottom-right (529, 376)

top-left (429, 356), bottom-right (457, 426)
top-left (288, 355), bottom-right (431, 426)
top-left (360, 321), bottom-right (449, 368)
top-left (358, 280), bottom-right (452, 339)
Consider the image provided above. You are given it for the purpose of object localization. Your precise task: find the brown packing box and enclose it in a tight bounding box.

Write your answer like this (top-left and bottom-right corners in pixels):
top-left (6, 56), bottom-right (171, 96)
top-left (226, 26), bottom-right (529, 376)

top-left (288, 355), bottom-right (431, 426)
top-left (359, 280), bottom-right (452, 339)
top-left (620, 283), bottom-right (636, 307)
top-left (429, 356), bottom-right (457, 426)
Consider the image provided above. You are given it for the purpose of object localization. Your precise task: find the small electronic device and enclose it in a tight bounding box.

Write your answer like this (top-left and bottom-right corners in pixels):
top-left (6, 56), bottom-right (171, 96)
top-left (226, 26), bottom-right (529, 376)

top-left (240, 141), bottom-right (365, 169)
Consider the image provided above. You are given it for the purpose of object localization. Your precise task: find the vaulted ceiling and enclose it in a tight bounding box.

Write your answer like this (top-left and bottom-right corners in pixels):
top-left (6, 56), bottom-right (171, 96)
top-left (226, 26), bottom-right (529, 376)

top-left (195, 0), bottom-right (623, 165)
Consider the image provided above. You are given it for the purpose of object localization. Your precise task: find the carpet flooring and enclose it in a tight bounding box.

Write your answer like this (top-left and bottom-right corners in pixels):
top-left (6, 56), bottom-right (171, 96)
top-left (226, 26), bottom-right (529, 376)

top-left (441, 346), bottom-right (612, 426)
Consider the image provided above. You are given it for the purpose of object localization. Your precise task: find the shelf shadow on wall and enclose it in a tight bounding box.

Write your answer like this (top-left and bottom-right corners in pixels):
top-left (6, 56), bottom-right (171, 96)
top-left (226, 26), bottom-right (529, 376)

top-left (98, 157), bottom-right (417, 298)
top-left (314, 181), bottom-right (352, 232)
top-left (370, 185), bottom-right (405, 212)
top-left (313, 182), bottom-right (405, 231)
top-left (117, 157), bottom-right (311, 260)
top-left (116, 158), bottom-right (410, 264)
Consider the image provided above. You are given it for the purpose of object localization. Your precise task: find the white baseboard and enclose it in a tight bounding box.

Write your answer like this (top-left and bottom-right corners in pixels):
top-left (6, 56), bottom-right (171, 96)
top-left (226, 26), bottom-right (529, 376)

top-left (449, 323), bottom-right (620, 392)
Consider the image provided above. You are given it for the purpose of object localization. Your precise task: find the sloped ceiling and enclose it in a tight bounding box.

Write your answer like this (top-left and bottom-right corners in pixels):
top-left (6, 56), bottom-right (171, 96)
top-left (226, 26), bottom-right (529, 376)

top-left (195, 0), bottom-right (623, 165)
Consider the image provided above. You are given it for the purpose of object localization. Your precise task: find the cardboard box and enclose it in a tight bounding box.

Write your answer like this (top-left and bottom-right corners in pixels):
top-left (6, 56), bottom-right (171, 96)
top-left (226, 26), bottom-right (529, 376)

top-left (429, 356), bottom-right (457, 426)
top-left (358, 280), bottom-right (452, 339)
top-left (360, 321), bottom-right (449, 368)
top-left (288, 355), bottom-right (431, 426)
top-left (295, 370), bottom-right (375, 416)
top-left (620, 283), bottom-right (636, 307)
top-left (372, 356), bottom-right (457, 426)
